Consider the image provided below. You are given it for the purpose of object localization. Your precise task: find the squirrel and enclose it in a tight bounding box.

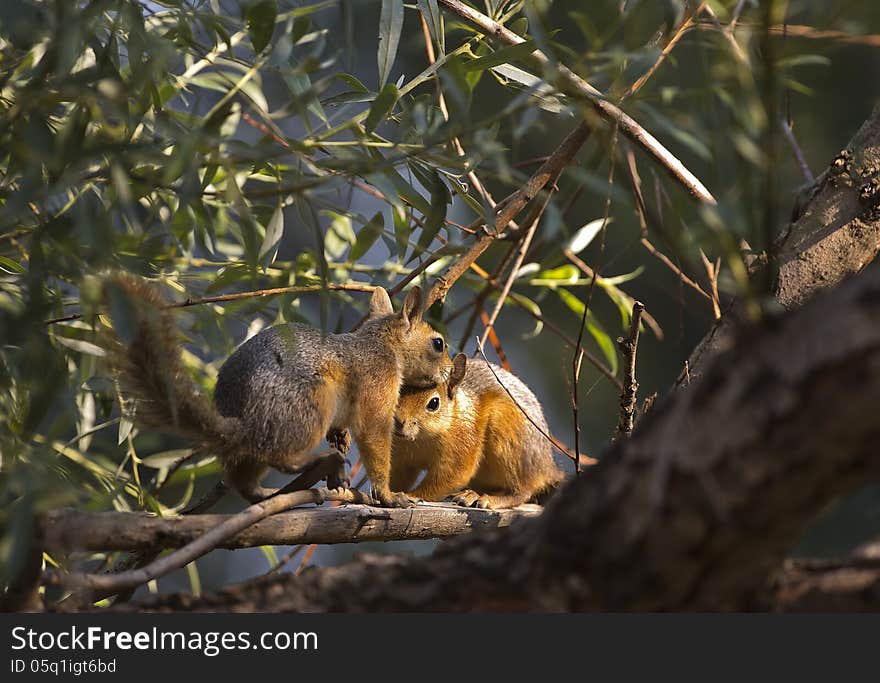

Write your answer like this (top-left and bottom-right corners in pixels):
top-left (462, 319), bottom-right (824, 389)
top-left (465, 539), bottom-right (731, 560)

top-left (390, 353), bottom-right (563, 509)
top-left (102, 274), bottom-right (451, 507)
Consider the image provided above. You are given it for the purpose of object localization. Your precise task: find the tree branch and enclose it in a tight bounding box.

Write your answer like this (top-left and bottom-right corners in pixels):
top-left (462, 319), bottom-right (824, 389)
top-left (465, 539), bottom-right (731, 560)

top-left (437, 0), bottom-right (715, 205)
top-left (43, 503), bottom-right (541, 554)
top-left (613, 301), bottom-right (644, 441)
top-left (427, 122), bottom-right (591, 306)
top-left (681, 104), bottom-right (880, 384)
top-left (122, 261), bottom-right (880, 612)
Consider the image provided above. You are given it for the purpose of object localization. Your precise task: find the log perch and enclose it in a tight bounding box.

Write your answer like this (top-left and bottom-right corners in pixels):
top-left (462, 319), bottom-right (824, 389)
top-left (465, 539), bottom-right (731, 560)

top-left (43, 502), bottom-right (543, 553)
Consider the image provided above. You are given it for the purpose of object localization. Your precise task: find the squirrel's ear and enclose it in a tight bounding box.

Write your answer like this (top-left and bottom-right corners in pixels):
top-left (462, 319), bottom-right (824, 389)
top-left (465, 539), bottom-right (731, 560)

top-left (447, 353), bottom-right (467, 399)
top-left (369, 287), bottom-right (394, 318)
top-left (400, 286), bottom-right (424, 326)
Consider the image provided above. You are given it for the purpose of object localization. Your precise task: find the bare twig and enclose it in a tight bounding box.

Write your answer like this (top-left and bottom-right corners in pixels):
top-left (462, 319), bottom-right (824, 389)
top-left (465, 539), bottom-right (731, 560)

top-left (729, 0), bottom-right (748, 30)
top-left (46, 282), bottom-right (378, 326)
top-left (699, 250), bottom-right (723, 320)
top-left (571, 127), bottom-right (618, 475)
top-left (703, 4), bottom-right (748, 63)
top-left (563, 249), bottom-right (664, 339)
top-left (427, 122), bottom-right (592, 307)
top-left (436, 0), bottom-right (716, 205)
top-left (621, 144), bottom-right (715, 305)
top-left (781, 119), bottom-right (815, 185)
top-left (476, 174), bottom-right (556, 351)
top-left (455, 240), bottom-right (520, 348)
top-left (614, 301), bottom-right (645, 441)
top-left (621, 3), bottom-right (706, 100)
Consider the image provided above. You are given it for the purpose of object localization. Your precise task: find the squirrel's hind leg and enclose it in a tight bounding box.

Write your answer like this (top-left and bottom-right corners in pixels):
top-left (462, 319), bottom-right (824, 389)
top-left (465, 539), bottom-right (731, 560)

top-left (451, 489), bottom-right (530, 510)
top-left (271, 449), bottom-right (350, 493)
top-left (224, 461), bottom-right (274, 503)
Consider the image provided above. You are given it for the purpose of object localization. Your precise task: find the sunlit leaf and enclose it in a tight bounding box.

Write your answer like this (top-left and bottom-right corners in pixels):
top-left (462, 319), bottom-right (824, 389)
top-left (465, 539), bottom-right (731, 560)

top-left (557, 288), bottom-right (618, 375)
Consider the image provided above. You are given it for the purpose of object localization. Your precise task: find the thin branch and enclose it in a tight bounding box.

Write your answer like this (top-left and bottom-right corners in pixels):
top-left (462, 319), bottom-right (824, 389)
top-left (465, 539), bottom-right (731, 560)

top-left (572, 126), bottom-right (618, 475)
top-left (620, 3), bottom-right (706, 100)
top-left (613, 301), bottom-right (645, 441)
top-left (476, 174), bottom-right (555, 351)
top-left (427, 122), bottom-right (592, 307)
top-left (478, 310), bottom-right (512, 371)
top-left (46, 282), bottom-right (378, 326)
top-left (699, 250), bottom-right (723, 320)
top-left (729, 0), bottom-right (748, 30)
top-left (436, 0), bottom-right (716, 205)
top-left (563, 249), bottom-right (664, 339)
top-left (781, 119), bottom-right (815, 185)
top-left (455, 240), bottom-right (519, 348)
top-left (467, 262), bottom-right (622, 390)
top-left (621, 144), bottom-right (715, 305)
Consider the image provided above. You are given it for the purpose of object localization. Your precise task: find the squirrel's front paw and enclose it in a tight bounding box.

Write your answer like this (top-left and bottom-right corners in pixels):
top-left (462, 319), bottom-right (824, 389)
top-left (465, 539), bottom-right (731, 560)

top-left (373, 488), bottom-right (418, 508)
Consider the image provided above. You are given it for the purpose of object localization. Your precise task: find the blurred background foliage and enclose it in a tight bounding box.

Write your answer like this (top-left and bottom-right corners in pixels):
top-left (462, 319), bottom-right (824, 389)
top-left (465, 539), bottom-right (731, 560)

top-left (1, 0), bottom-right (879, 601)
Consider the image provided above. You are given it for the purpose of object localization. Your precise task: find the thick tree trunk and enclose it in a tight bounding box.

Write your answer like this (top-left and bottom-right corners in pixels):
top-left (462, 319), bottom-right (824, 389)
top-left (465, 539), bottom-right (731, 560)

top-left (126, 263), bottom-right (880, 612)
top-left (681, 104), bottom-right (880, 384)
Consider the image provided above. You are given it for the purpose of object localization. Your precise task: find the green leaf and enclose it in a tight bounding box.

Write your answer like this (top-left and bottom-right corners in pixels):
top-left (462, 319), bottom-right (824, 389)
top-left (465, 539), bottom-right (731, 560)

top-left (54, 336), bottom-right (106, 358)
top-left (259, 206), bottom-right (284, 267)
top-left (350, 211), bottom-right (385, 262)
top-left (377, 0), bottom-right (404, 88)
top-left (412, 172), bottom-right (449, 260)
top-left (392, 205), bottom-right (410, 259)
top-left (535, 264), bottom-right (580, 285)
top-left (557, 288), bottom-right (618, 374)
top-left (365, 82), bottom-right (399, 134)
top-left (244, 0), bottom-right (278, 54)
top-left (462, 40), bottom-right (537, 73)
top-left (336, 73), bottom-right (369, 93)
top-left (0, 256), bottom-right (25, 274)
top-left (323, 211), bottom-right (356, 260)
top-left (416, 0), bottom-right (443, 53)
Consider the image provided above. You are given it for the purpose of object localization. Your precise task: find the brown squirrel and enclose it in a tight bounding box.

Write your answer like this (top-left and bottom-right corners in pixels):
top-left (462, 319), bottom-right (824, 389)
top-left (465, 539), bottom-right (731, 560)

top-left (102, 275), bottom-right (451, 507)
top-left (391, 353), bottom-right (563, 509)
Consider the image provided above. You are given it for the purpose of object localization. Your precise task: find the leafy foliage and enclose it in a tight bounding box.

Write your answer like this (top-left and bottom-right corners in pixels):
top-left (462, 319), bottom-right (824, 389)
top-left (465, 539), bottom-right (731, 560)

top-left (0, 0), bottom-right (870, 592)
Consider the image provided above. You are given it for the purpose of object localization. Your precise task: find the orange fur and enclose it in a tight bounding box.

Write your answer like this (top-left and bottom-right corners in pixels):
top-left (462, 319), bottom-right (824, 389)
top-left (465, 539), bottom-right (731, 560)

top-left (392, 356), bottom-right (563, 509)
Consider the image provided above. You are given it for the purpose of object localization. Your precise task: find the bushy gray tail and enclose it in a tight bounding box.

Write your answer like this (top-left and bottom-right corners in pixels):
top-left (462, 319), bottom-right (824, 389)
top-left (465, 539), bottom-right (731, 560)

top-left (102, 275), bottom-right (241, 455)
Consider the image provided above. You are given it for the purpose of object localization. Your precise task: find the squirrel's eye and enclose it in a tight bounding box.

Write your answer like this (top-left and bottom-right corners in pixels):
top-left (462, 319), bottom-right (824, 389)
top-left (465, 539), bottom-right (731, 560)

top-left (426, 396), bottom-right (440, 412)
top-left (432, 337), bottom-right (444, 353)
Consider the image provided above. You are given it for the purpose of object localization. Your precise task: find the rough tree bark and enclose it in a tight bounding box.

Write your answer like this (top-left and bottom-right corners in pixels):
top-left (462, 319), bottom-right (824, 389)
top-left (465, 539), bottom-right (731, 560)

top-left (681, 104), bottom-right (880, 384)
top-left (42, 503), bottom-right (541, 552)
top-left (124, 260), bottom-right (880, 612)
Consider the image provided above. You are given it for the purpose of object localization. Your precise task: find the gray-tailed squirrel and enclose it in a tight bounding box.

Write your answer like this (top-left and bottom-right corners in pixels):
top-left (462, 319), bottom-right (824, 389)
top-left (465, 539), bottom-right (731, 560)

top-left (103, 274), bottom-right (451, 507)
top-left (391, 353), bottom-right (563, 508)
